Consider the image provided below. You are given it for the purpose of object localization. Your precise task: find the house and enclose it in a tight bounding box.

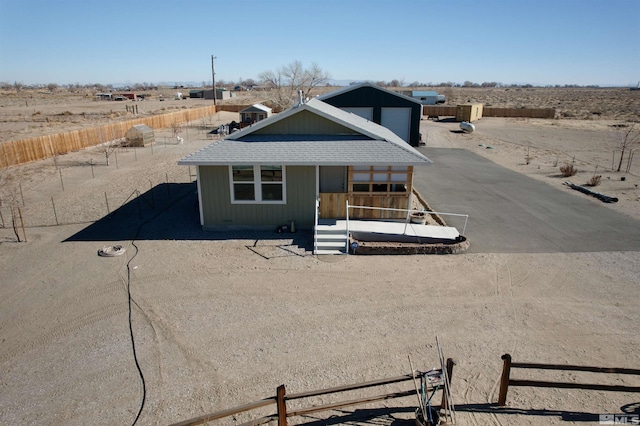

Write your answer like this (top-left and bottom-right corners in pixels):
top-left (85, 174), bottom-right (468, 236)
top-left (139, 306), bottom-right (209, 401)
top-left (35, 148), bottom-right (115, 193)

top-left (178, 98), bottom-right (431, 233)
top-left (239, 104), bottom-right (272, 125)
top-left (317, 82), bottom-right (423, 147)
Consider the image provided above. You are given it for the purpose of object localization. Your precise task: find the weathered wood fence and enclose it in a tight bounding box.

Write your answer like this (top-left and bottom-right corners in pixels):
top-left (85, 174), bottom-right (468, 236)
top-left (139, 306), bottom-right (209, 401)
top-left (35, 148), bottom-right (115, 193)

top-left (172, 359), bottom-right (454, 426)
top-left (498, 353), bottom-right (640, 406)
top-left (423, 106), bottom-right (556, 119)
top-left (0, 105), bottom-right (222, 168)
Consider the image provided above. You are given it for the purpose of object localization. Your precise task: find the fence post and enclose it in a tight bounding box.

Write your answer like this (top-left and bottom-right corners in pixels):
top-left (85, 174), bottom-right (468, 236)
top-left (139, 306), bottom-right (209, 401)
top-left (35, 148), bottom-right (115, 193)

top-left (19, 182), bottom-right (25, 206)
top-left (440, 358), bottom-right (455, 411)
top-left (498, 353), bottom-right (512, 406)
top-left (51, 196), bottom-right (59, 225)
top-left (277, 384), bottom-right (287, 426)
top-left (104, 192), bottom-right (110, 215)
top-left (149, 180), bottom-right (155, 208)
top-left (18, 207), bottom-right (26, 242)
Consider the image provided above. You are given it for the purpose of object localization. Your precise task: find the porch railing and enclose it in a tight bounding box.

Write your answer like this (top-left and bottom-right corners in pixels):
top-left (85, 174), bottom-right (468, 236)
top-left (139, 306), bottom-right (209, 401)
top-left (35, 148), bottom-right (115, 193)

top-left (345, 201), bottom-right (469, 236)
top-left (314, 198), bottom-right (319, 254)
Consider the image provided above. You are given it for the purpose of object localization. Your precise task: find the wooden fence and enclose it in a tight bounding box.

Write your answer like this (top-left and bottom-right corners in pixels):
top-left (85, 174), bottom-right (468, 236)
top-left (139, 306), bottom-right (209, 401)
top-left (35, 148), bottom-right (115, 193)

top-left (498, 353), bottom-right (640, 406)
top-left (0, 105), bottom-right (220, 168)
top-left (422, 106), bottom-right (556, 119)
top-left (172, 359), bottom-right (454, 426)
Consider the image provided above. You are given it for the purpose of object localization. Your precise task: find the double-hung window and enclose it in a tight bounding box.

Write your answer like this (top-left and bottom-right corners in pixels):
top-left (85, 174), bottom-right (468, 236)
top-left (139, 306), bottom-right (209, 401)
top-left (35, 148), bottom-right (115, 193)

top-left (230, 165), bottom-right (285, 204)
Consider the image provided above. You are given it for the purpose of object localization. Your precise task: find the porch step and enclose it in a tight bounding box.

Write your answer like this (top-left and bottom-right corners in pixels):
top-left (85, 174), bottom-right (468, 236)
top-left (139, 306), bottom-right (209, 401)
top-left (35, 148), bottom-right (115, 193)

top-left (315, 224), bottom-right (349, 255)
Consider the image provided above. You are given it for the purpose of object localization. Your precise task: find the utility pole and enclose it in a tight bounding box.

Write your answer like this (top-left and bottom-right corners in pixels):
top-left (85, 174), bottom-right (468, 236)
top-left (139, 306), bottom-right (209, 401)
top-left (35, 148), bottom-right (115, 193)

top-left (211, 55), bottom-right (217, 106)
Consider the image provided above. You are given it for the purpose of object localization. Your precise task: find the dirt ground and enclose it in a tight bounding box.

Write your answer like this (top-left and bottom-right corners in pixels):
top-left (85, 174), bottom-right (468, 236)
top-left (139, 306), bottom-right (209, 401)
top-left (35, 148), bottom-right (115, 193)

top-left (1, 90), bottom-right (639, 426)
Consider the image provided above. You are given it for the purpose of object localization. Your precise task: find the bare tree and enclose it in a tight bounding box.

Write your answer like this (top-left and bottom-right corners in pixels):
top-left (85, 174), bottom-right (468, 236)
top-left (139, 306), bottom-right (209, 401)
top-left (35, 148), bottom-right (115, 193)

top-left (171, 121), bottom-right (182, 139)
top-left (614, 122), bottom-right (640, 172)
top-left (96, 125), bottom-right (120, 166)
top-left (258, 61), bottom-right (330, 110)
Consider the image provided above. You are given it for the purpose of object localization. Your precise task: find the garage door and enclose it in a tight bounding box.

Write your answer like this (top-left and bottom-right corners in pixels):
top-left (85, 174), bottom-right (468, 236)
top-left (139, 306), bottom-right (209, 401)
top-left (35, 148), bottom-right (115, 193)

top-left (341, 107), bottom-right (373, 121)
top-left (381, 107), bottom-right (411, 142)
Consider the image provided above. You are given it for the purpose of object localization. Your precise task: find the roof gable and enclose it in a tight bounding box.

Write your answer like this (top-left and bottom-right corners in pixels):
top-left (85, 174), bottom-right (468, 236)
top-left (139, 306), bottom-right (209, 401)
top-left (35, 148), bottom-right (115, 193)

top-left (317, 82), bottom-right (422, 105)
top-left (239, 103), bottom-right (272, 113)
top-left (246, 109), bottom-right (361, 137)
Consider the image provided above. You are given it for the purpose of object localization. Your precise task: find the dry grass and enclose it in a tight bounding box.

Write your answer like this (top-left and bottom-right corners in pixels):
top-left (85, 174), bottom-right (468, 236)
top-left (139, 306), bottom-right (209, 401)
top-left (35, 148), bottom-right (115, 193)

top-left (560, 163), bottom-right (578, 177)
top-left (587, 174), bottom-right (602, 186)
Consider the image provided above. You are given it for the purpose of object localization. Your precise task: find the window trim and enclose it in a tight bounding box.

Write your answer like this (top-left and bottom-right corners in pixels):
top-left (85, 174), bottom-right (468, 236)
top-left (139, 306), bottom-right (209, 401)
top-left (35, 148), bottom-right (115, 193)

top-left (348, 166), bottom-right (412, 195)
top-left (229, 165), bottom-right (286, 204)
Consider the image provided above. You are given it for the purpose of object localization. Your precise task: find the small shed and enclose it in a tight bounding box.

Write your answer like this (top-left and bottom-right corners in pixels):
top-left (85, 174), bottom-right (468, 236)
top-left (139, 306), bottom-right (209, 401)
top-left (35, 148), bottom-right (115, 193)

top-left (201, 88), bottom-right (236, 100)
top-left (239, 104), bottom-right (273, 124)
top-left (456, 103), bottom-right (483, 122)
top-left (125, 124), bottom-right (155, 147)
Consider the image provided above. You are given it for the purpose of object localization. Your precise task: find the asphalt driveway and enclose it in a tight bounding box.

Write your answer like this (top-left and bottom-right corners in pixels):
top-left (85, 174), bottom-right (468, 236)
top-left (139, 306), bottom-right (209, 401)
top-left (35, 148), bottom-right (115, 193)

top-left (414, 148), bottom-right (640, 253)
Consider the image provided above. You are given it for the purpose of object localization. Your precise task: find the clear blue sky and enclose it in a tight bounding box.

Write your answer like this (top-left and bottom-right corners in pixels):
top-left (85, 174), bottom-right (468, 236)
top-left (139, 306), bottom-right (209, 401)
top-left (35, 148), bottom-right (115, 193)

top-left (0, 0), bottom-right (638, 87)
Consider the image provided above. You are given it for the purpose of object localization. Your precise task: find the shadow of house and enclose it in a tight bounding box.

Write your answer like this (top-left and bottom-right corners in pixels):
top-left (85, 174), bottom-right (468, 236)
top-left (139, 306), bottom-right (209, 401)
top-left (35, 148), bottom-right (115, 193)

top-left (64, 182), bottom-right (313, 251)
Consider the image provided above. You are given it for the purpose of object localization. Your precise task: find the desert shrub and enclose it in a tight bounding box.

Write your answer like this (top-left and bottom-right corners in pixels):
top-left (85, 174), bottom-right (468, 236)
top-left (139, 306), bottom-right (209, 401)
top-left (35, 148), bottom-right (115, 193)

top-left (587, 175), bottom-right (602, 187)
top-left (560, 163), bottom-right (578, 177)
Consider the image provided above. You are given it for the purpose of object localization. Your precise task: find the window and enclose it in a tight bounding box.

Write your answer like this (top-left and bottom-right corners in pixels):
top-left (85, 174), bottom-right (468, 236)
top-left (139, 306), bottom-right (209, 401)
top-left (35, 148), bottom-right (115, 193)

top-left (230, 165), bottom-right (285, 204)
top-left (349, 166), bottom-right (411, 194)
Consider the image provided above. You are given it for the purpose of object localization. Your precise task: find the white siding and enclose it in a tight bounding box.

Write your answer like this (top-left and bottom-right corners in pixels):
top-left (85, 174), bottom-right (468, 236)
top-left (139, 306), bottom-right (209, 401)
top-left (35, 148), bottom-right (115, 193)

top-left (381, 107), bottom-right (411, 143)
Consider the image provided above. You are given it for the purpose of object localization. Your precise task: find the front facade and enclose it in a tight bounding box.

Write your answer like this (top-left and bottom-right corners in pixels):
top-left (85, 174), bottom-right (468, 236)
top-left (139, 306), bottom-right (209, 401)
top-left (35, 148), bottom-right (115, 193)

top-left (178, 98), bottom-right (430, 231)
top-left (317, 82), bottom-right (423, 147)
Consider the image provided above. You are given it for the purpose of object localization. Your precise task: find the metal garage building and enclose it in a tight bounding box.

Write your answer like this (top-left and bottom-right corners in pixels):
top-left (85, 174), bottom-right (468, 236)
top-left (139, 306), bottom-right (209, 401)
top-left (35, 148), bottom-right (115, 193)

top-left (317, 82), bottom-right (423, 147)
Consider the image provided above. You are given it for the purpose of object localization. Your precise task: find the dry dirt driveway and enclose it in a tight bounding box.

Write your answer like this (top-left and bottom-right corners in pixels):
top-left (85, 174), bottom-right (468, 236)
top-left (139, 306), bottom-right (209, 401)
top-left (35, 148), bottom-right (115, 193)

top-left (414, 147), bottom-right (640, 253)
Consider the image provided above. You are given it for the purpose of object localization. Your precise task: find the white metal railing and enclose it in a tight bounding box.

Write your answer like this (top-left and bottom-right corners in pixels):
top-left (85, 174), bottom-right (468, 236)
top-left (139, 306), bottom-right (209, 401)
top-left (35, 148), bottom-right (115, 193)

top-left (345, 202), bottom-right (469, 236)
top-left (314, 198), bottom-right (319, 254)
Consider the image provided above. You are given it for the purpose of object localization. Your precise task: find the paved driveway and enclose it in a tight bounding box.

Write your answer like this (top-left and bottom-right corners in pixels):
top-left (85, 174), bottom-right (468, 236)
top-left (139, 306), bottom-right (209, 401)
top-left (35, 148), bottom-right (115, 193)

top-left (414, 148), bottom-right (640, 253)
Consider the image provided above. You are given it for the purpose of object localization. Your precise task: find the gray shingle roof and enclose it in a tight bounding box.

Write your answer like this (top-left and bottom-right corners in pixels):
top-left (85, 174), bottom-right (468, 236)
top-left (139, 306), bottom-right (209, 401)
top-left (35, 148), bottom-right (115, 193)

top-left (178, 98), bottom-right (431, 166)
top-left (178, 139), bottom-right (429, 166)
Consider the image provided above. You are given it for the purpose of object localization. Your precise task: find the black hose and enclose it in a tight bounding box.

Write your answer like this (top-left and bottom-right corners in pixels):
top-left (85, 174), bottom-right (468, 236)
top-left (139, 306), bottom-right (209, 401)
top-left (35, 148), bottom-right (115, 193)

top-left (127, 240), bottom-right (145, 426)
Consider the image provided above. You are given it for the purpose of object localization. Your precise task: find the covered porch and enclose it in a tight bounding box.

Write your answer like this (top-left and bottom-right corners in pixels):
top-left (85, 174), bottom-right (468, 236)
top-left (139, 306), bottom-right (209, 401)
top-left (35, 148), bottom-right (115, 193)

top-left (314, 202), bottom-right (468, 255)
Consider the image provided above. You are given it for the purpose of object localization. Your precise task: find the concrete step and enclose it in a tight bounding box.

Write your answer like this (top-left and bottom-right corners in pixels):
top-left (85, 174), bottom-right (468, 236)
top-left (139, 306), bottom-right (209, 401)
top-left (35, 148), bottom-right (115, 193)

top-left (316, 234), bottom-right (348, 242)
top-left (315, 224), bottom-right (348, 255)
top-left (315, 249), bottom-right (346, 255)
top-left (315, 240), bottom-right (347, 249)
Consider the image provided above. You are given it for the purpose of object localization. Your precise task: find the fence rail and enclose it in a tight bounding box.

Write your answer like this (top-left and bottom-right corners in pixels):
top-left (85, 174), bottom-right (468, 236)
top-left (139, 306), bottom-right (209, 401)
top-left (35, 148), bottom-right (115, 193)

top-left (172, 359), bottom-right (454, 426)
top-left (498, 353), bottom-right (640, 406)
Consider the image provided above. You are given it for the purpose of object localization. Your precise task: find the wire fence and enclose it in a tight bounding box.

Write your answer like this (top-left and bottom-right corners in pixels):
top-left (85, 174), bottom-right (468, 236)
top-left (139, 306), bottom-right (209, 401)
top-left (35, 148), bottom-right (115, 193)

top-left (0, 128), bottom-right (206, 236)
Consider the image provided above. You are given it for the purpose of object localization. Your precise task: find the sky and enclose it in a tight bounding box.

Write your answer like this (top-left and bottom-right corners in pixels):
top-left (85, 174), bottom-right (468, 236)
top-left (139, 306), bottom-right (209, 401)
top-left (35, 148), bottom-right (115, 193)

top-left (0, 0), bottom-right (638, 87)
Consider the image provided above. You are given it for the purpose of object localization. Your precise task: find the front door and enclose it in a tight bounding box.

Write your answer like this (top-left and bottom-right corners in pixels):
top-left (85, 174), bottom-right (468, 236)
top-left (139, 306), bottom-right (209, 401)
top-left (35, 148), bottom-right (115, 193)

top-left (319, 166), bottom-right (348, 219)
top-left (319, 166), bottom-right (347, 193)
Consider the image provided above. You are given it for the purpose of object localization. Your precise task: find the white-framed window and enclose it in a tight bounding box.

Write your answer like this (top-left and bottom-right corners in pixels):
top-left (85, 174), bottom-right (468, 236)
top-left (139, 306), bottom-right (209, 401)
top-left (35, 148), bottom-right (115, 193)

top-left (230, 165), bottom-right (286, 204)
